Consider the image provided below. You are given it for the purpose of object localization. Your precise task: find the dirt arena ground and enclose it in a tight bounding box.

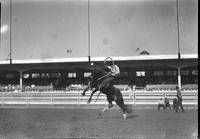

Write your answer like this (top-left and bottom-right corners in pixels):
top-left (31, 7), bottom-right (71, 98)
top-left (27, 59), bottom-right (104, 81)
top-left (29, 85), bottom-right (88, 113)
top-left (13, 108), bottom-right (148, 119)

top-left (0, 105), bottom-right (198, 139)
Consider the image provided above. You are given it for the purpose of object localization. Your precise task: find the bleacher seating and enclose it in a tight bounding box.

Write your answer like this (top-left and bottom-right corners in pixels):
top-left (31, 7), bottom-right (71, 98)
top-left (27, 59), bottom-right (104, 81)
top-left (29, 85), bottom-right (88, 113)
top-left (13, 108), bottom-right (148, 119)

top-left (145, 84), bottom-right (198, 91)
top-left (146, 84), bottom-right (178, 91)
top-left (114, 85), bottom-right (129, 91)
top-left (0, 85), bottom-right (20, 92)
top-left (24, 85), bottom-right (53, 91)
top-left (66, 84), bottom-right (87, 91)
top-left (182, 84), bottom-right (198, 90)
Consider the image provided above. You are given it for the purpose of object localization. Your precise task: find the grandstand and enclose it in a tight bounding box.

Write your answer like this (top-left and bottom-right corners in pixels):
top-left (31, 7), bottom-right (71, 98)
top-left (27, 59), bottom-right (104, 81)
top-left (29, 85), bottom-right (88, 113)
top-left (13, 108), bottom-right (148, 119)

top-left (0, 0), bottom-right (198, 106)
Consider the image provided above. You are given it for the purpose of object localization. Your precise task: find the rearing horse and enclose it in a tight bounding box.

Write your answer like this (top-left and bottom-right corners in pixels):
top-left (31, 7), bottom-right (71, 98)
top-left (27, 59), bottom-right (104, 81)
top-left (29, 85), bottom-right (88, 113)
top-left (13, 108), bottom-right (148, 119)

top-left (82, 66), bottom-right (132, 119)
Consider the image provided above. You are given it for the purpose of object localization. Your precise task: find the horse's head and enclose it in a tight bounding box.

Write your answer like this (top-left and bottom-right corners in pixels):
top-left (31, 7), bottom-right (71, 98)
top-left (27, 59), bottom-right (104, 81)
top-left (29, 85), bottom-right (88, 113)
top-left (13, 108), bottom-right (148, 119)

top-left (89, 64), bottom-right (104, 78)
top-left (88, 64), bottom-right (109, 88)
top-left (90, 71), bottom-right (100, 82)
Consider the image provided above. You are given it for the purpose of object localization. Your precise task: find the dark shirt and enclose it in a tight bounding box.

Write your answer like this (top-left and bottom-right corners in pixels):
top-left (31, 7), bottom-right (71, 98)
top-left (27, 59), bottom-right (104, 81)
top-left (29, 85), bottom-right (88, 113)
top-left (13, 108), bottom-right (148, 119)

top-left (176, 89), bottom-right (183, 104)
top-left (165, 98), bottom-right (170, 105)
top-left (173, 98), bottom-right (178, 105)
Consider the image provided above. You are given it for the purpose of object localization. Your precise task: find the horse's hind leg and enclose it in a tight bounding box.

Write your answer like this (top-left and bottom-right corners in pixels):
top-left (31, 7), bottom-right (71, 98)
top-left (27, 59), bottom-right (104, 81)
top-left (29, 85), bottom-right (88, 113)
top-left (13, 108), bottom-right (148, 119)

top-left (115, 95), bottom-right (128, 119)
top-left (116, 102), bottom-right (127, 119)
top-left (102, 96), bottom-right (113, 112)
top-left (102, 102), bottom-right (113, 112)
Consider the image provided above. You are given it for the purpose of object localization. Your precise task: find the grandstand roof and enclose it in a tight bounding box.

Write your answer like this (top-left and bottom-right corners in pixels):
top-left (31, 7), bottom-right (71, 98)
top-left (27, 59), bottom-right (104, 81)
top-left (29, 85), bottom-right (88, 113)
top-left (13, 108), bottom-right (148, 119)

top-left (0, 54), bottom-right (197, 65)
top-left (0, 54), bottom-right (197, 72)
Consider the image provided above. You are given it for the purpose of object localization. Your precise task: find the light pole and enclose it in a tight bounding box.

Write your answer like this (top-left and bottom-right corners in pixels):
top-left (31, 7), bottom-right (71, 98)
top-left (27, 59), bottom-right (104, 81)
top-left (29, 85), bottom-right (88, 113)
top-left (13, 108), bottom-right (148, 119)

top-left (87, 0), bottom-right (91, 63)
top-left (10, 0), bottom-right (12, 64)
top-left (176, 0), bottom-right (181, 89)
top-left (0, 2), bottom-right (1, 52)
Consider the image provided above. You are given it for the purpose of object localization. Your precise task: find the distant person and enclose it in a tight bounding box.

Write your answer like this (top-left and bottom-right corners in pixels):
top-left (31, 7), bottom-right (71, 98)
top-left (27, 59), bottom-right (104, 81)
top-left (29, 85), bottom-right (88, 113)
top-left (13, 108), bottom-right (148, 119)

top-left (175, 86), bottom-right (185, 113)
top-left (157, 98), bottom-right (165, 110)
top-left (164, 97), bottom-right (171, 110)
top-left (173, 98), bottom-right (178, 111)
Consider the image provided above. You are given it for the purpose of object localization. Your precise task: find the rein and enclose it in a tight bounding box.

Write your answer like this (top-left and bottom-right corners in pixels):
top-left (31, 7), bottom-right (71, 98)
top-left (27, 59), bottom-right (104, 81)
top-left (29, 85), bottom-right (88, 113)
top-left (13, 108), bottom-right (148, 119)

top-left (96, 72), bottom-right (111, 81)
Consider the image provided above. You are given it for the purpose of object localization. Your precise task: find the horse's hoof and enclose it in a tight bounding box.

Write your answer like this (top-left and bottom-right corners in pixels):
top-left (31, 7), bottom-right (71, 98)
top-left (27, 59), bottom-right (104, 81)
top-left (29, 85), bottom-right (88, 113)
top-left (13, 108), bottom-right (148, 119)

top-left (87, 100), bottom-right (91, 103)
top-left (102, 108), bottom-right (107, 112)
top-left (82, 94), bottom-right (85, 96)
top-left (123, 114), bottom-right (127, 119)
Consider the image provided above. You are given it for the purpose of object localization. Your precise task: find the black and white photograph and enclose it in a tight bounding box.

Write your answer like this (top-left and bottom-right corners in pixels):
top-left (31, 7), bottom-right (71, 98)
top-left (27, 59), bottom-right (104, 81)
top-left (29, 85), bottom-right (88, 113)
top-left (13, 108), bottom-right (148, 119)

top-left (0, 0), bottom-right (198, 138)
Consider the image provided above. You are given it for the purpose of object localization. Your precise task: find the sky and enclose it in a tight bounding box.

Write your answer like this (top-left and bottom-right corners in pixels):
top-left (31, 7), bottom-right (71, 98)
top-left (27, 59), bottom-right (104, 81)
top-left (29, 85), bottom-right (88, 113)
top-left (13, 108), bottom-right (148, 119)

top-left (0, 0), bottom-right (198, 60)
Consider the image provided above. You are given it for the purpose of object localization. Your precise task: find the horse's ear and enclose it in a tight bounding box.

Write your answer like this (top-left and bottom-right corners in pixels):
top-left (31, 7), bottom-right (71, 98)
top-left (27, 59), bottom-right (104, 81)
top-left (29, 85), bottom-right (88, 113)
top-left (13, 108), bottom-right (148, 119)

top-left (89, 65), bottom-right (95, 71)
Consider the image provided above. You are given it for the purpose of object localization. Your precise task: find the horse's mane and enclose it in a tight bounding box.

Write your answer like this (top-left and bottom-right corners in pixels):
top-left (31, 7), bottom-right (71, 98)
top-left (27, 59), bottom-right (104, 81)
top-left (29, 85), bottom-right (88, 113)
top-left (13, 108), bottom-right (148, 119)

top-left (90, 66), bottom-right (108, 80)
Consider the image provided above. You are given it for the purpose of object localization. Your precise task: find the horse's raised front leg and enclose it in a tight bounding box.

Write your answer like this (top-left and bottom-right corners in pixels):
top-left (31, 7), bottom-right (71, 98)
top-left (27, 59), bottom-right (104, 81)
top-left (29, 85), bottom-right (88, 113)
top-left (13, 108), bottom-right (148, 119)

top-left (87, 87), bottom-right (98, 104)
top-left (81, 86), bottom-right (89, 96)
top-left (82, 81), bottom-right (91, 96)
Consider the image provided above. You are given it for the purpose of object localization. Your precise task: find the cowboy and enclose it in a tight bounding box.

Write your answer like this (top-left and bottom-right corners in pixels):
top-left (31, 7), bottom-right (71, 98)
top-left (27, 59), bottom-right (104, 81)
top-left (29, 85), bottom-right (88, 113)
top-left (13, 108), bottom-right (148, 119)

top-left (100, 57), bottom-right (120, 89)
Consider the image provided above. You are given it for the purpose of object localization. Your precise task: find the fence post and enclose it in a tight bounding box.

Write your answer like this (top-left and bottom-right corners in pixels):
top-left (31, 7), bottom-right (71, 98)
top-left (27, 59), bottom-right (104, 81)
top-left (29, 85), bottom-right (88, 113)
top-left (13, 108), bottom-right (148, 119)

top-left (51, 92), bottom-right (54, 106)
top-left (77, 91), bottom-right (80, 106)
top-left (1, 92), bottom-right (4, 106)
top-left (194, 92), bottom-right (197, 109)
top-left (26, 92), bottom-right (29, 106)
top-left (134, 91), bottom-right (136, 106)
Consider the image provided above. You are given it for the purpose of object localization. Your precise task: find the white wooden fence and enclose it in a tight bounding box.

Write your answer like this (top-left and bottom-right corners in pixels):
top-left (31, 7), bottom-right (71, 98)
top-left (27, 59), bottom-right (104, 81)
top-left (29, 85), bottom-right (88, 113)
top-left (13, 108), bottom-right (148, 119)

top-left (0, 90), bottom-right (198, 108)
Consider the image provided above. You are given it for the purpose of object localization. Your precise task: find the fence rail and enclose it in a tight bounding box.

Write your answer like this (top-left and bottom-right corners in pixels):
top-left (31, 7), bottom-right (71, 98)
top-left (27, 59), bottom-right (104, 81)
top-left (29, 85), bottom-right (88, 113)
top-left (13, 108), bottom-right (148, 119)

top-left (0, 90), bottom-right (198, 108)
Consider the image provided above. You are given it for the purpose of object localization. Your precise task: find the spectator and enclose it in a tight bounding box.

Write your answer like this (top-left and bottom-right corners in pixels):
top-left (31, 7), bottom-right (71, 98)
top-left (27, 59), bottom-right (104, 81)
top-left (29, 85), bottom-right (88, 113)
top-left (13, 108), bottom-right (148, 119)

top-left (157, 98), bottom-right (165, 110)
top-left (175, 86), bottom-right (185, 113)
top-left (173, 98), bottom-right (178, 111)
top-left (164, 97), bottom-right (171, 110)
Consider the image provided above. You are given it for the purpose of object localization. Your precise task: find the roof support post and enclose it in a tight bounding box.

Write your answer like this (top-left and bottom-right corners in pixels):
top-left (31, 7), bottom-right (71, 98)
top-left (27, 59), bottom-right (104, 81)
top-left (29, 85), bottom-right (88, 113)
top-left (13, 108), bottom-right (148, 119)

top-left (177, 66), bottom-right (181, 90)
top-left (19, 70), bottom-right (23, 91)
